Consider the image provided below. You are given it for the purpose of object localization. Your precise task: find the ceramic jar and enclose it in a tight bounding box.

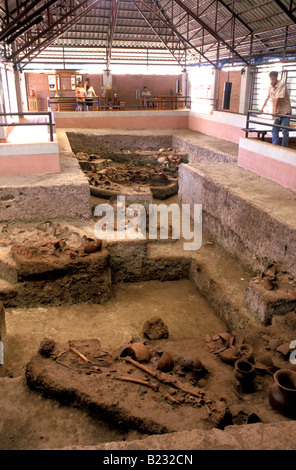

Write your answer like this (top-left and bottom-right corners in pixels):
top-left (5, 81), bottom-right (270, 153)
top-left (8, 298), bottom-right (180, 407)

top-left (234, 358), bottom-right (256, 391)
top-left (269, 369), bottom-right (296, 417)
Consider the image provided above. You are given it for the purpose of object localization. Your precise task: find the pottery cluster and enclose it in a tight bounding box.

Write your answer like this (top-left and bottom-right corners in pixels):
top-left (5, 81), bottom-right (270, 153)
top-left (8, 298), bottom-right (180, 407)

top-left (207, 330), bottom-right (296, 417)
top-left (9, 221), bottom-right (102, 262)
top-left (118, 340), bottom-right (206, 382)
top-left (86, 165), bottom-right (175, 190)
top-left (253, 262), bottom-right (296, 292)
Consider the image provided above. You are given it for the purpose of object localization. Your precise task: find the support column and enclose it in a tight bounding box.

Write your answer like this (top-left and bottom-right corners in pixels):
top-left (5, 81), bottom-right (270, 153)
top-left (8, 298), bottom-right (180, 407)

top-left (181, 70), bottom-right (187, 96)
top-left (14, 68), bottom-right (24, 113)
top-left (239, 66), bottom-right (252, 114)
top-left (181, 70), bottom-right (190, 107)
top-left (0, 65), bottom-right (5, 140)
top-left (213, 68), bottom-right (219, 111)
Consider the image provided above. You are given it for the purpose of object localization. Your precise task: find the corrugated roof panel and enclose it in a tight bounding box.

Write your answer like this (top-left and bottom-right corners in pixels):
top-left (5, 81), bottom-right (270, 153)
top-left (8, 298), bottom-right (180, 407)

top-left (0, 0), bottom-right (295, 67)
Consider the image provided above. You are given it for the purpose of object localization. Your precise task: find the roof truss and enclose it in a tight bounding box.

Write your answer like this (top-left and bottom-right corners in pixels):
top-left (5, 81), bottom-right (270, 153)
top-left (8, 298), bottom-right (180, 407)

top-left (0, 0), bottom-right (295, 68)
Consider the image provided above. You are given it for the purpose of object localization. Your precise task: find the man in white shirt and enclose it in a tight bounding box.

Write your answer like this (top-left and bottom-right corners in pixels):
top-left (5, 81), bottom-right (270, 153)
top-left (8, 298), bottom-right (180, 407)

top-left (260, 71), bottom-right (292, 147)
top-left (141, 86), bottom-right (154, 108)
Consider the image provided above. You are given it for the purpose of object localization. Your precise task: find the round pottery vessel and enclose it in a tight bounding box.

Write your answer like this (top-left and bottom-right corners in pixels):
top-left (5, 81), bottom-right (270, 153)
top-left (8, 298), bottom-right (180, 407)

top-left (234, 359), bottom-right (256, 390)
top-left (269, 369), bottom-right (296, 417)
top-left (119, 342), bottom-right (152, 362)
top-left (83, 238), bottom-right (102, 253)
top-left (156, 351), bottom-right (174, 372)
top-left (179, 356), bottom-right (203, 371)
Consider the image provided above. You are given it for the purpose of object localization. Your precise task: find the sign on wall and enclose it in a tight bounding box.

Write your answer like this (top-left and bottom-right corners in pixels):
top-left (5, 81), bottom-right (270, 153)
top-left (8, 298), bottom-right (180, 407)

top-left (48, 75), bottom-right (56, 91)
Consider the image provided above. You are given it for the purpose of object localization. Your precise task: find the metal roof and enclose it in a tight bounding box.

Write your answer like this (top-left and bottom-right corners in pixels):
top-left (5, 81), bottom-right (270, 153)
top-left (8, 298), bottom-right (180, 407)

top-left (0, 0), bottom-right (295, 69)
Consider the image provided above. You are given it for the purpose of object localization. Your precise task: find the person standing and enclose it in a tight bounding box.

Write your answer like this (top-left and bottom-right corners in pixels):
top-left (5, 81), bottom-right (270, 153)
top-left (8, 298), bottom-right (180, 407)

top-left (260, 71), bottom-right (292, 147)
top-left (84, 78), bottom-right (97, 110)
top-left (141, 86), bottom-right (154, 108)
top-left (75, 81), bottom-right (85, 111)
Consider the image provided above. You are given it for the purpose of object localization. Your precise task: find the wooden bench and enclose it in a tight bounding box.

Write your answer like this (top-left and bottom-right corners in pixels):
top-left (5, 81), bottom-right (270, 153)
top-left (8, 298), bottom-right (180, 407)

top-left (242, 128), bottom-right (271, 140)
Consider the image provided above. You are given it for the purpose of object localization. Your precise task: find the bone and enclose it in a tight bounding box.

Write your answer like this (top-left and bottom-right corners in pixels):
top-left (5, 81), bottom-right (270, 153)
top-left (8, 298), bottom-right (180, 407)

top-left (114, 375), bottom-right (159, 391)
top-left (69, 347), bottom-right (91, 363)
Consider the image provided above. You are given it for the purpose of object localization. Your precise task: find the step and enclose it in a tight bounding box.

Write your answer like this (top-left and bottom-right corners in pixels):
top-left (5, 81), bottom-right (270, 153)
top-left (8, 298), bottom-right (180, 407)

top-left (147, 229), bottom-right (257, 330)
top-left (0, 278), bottom-right (18, 307)
top-left (172, 129), bottom-right (238, 164)
top-left (179, 162), bottom-right (296, 278)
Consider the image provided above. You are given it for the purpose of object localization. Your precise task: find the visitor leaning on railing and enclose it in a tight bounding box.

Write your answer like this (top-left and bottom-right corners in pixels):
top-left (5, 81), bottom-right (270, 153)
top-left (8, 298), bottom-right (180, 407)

top-left (259, 71), bottom-right (292, 148)
top-left (242, 109), bottom-right (296, 144)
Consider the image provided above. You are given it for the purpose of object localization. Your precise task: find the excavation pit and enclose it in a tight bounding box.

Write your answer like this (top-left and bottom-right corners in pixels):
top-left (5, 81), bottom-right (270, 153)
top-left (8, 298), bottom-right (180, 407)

top-left (22, 321), bottom-right (296, 439)
top-left (1, 130), bottom-right (296, 449)
top-left (1, 217), bottom-right (296, 449)
top-left (76, 149), bottom-right (185, 201)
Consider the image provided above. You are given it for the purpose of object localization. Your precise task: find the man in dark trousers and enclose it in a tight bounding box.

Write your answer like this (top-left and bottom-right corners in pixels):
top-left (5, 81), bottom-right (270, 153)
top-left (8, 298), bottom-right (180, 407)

top-left (260, 71), bottom-right (292, 147)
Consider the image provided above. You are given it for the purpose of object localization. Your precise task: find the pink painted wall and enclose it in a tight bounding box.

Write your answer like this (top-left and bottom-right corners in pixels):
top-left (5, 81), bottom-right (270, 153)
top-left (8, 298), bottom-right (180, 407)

top-left (0, 154), bottom-right (60, 175)
top-left (112, 74), bottom-right (182, 106)
top-left (54, 113), bottom-right (188, 129)
top-left (238, 147), bottom-right (296, 191)
top-left (25, 72), bottom-right (181, 110)
top-left (188, 114), bottom-right (245, 144)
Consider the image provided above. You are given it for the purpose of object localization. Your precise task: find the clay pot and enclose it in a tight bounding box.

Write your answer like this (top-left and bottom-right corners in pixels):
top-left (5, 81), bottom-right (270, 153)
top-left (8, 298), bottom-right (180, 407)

top-left (83, 238), bottom-right (102, 253)
top-left (156, 351), bottom-right (174, 372)
top-left (234, 359), bottom-right (256, 390)
top-left (238, 344), bottom-right (254, 363)
top-left (269, 369), bottom-right (296, 417)
top-left (119, 342), bottom-right (152, 362)
top-left (218, 346), bottom-right (241, 365)
top-left (179, 356), bottom-right (204, 371)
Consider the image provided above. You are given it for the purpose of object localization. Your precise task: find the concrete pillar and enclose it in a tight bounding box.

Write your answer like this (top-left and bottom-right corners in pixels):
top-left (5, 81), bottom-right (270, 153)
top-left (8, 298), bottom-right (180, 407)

top-left (213, 68), bottom-right (219, 111)
top-left (239, 66), bottom-right (253, 114)
top-left (0, 65), bottom-right (5, 140)
top-left (14, 68), bottom-right (28, 112)
top-left (181, 70), bottom-right (187, 96)
top-left (3, 62), bottom-right (18, 113)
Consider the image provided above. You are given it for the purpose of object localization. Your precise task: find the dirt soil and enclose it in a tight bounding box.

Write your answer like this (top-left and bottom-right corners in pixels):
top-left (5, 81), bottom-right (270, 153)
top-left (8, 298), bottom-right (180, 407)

top-left (0, 202), bottom-right (296, 450)
top-left (1, 284), bottom-right (296, 450)
top-left (25, 326), bottom-right (296, 435)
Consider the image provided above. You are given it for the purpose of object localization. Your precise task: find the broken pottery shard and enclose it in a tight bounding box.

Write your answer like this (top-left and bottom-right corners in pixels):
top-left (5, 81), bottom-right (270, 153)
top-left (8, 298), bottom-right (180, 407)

top-left (262, 277), bottom-right (275, 290)
top-left (142, 316), bottom-right (169, 340)
top-left (269, 338), bottom-right (283, 350)
top-left (217, 346), bottom-right (240, 365)
top-left (212, 335), bottom-right (220, 341)
top-left (262, 334), bottom-right (271, 342)
top-left (218, 332), bottom-right (234, 347)
top-left (119, 342), bottom-right (152, 362)
top-left (276, 342), bottom-right (292, 357)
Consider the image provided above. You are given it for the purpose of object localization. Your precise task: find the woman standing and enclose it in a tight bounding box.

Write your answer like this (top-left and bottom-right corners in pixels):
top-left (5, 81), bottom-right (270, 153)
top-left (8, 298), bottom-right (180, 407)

top-left (75, 81), bottom-right (85, 111)
top-left (84, 78), bottom-right (97, 110)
